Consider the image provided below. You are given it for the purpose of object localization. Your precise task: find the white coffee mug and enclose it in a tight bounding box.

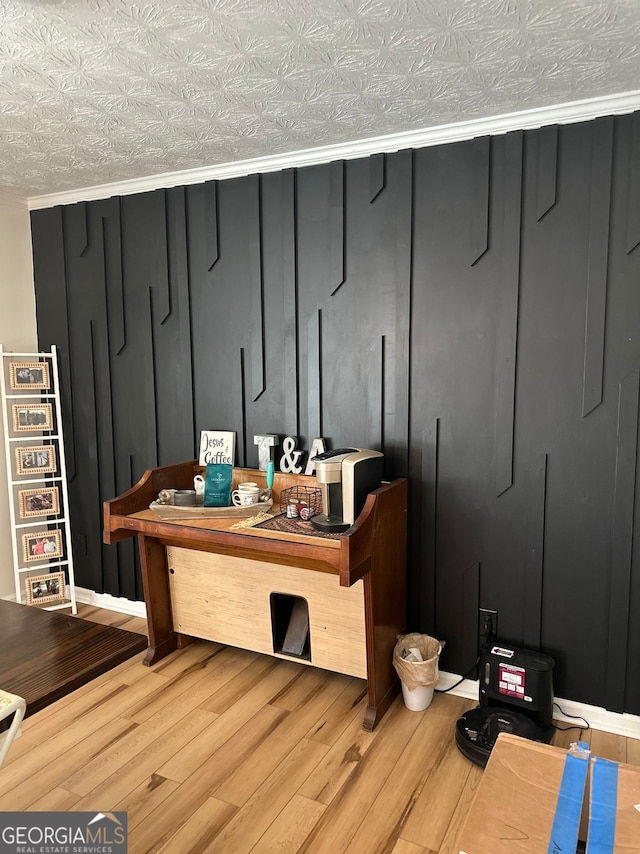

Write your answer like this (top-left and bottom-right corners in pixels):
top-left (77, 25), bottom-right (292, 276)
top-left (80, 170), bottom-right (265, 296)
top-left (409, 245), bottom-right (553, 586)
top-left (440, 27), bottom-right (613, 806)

top-left (193, 474), bottom-right (205, 497)
top-left (232, 485), bottom-right (261, 506)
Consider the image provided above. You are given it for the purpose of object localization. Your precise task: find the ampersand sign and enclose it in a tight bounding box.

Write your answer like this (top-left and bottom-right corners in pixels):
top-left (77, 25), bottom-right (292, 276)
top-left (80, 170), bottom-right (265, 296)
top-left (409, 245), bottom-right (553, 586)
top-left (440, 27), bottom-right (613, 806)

top-left (304, 438), bottom-right (327, 476)
top-left (280, 436), bottom-right (303, 474)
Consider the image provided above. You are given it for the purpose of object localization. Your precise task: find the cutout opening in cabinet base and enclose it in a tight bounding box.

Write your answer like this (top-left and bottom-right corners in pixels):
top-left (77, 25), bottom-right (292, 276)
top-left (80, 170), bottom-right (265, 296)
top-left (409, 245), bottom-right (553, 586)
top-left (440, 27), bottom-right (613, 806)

top-left (270, 593), bottom-right (311, 661)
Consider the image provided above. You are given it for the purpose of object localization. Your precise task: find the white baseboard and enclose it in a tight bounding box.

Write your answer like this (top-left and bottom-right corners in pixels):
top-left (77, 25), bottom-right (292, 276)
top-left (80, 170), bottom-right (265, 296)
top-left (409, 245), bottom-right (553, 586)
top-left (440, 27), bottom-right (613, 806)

top-left (74, 587), bottom-right (146, 619)
top-left (437, 670), bottom-right (640, 742)
top-left (16, 586), bottom-right (640, 742)
top-left (436, 672), bottom-right (480, 700)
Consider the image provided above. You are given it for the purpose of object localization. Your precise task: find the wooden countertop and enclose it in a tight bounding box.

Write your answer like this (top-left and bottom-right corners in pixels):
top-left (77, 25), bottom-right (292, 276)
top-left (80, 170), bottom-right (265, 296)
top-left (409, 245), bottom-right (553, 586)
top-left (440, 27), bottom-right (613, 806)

top-left (104, 461), bottom-right (405, 585)
top-left (128, 508), bottom-right (342, 550)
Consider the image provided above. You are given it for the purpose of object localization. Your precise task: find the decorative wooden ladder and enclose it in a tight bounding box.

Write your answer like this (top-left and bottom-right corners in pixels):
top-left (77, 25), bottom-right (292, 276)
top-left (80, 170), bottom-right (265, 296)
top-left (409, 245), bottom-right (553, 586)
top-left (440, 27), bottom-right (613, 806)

top-left (0, 344), bottom-right (76, 613)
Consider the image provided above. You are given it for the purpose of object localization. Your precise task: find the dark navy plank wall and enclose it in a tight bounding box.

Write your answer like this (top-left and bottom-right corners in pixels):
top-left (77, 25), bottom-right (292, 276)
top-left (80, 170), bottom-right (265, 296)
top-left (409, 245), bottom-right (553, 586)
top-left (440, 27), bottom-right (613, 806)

top-left (30, 113), bottom-right (640, 714)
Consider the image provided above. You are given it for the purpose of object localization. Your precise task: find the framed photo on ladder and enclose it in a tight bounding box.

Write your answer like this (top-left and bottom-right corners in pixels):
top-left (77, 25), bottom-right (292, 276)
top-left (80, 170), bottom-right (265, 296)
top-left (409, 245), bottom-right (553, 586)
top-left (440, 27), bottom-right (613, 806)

top-left (12, 403), bottom-right (53, 432)
top-left (22, 528), bottom-right (63, 564)
top-left (25, 571), bottom-right (66, 605)
top-left (15, 445), bottom-right (57, 475)
top-left (18, 487), bottom-right (60, 519)
top-left (9, 361), bottom-right (50, 391)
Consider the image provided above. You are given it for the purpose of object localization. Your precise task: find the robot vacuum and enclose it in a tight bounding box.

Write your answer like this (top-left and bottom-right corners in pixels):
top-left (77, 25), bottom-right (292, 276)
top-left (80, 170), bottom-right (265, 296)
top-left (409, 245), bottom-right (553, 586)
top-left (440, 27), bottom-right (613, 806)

top-left (455, 706), bottom-right (547, 767)
top-left (455, 641), bottom-right (556, 767)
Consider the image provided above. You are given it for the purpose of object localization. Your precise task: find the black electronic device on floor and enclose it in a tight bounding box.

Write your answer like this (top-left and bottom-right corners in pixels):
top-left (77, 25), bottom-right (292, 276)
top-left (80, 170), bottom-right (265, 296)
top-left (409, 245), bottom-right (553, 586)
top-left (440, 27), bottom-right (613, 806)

top-left (455, 641), bottom-right (555, 767)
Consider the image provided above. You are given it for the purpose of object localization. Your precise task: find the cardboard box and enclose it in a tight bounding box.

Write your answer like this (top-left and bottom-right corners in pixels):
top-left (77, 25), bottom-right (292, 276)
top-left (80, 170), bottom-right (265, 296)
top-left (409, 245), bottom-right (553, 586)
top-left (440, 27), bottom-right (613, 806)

top-left (456, 733), bottom-right (640, 854)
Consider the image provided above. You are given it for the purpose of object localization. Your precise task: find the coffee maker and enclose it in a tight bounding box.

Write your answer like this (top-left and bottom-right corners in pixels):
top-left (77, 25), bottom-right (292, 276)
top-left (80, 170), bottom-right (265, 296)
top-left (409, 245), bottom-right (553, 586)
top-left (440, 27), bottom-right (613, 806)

top-left (310, 448), bottom-right (384, 533)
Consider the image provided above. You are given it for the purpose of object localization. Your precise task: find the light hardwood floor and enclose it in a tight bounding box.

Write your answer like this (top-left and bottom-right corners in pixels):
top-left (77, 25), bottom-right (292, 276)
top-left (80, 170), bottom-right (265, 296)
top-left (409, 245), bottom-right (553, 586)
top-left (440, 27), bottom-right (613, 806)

top-left (1, 604), bottom-right (638, 853)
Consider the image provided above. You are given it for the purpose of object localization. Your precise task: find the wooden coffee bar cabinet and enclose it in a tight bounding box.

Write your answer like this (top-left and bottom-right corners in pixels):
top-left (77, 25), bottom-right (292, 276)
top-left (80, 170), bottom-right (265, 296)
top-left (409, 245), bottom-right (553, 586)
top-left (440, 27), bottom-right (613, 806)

top-left (104, 461), bottom-right (407, 730)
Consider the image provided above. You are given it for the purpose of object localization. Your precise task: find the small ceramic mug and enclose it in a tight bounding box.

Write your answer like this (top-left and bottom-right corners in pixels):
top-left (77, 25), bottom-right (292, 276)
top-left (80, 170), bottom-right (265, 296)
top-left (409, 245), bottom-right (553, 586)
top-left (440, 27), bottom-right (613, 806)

top-left (193, 474), bottom-right (205, 497)
top-left (231, 484), bottom-right (261, 506)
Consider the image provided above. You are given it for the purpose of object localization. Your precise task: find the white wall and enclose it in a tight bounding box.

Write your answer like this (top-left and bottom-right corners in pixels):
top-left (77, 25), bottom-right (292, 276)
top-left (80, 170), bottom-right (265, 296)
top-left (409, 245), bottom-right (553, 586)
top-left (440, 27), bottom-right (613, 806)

top-left (0, 202), bottom-right (37, 598)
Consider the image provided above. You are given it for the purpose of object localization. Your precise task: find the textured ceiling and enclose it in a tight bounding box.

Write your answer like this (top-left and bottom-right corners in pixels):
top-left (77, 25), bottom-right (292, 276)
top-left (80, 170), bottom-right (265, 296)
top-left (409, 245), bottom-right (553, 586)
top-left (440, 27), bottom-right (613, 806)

top-left (1, 0), bottom-right (640, 200)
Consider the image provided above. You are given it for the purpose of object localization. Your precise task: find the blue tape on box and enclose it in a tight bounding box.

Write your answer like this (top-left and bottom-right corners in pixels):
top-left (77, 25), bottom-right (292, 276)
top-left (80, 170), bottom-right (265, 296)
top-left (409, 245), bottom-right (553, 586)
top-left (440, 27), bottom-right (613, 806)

top-left (586, 758), bottom-right (618, 854)
top-left (547, 747), bottom-right (589, 854)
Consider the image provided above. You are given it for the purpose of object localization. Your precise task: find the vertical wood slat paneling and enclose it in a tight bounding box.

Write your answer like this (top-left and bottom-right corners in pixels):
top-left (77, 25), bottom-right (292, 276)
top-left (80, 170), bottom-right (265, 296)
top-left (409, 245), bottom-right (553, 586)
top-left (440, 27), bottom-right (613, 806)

top-left (306, 309), bottom-right (322, 440)
top-left (523, 454), bottom-right (547, 651)
top-left (605, 370), bottom-right (639, 712)
top-left (61, 208), bottom-right (78, 482)
top-left (156, 192), bottom-right (171, 324)
top-left (30, 112), bottom-right (640, 716)
top-left (205, 181), bottom-right (219, 271)
top-left (113, 192), bottom-right (167, 599)
top-left (127, 455), bottom-right (139, 603)
top-left (282, 170), bottom-right (299, 435)
top-left (248, 176), bottom-right (265, 402)
top-left (582, 117), bottom-right (614, 417)
top-left (146, 287), bottom-right (159, 470)
top-left (95, 211), bottom-right (119, 594)
top-left (78, 201), bottom-right (89, 257)
top-left (407, 418), bottom-right (440, 634)
top-left (184, 182), bottom-right (220, 454)
top-left (104, 199), bottom-right (126, 355)
top-left (90, 316), bottom-right (111, 593)
top-left (536, 125), bottom-right (558, 221)
top-left (31, 208), bottom-right (77, 480)
top-left (387, 149), bottom-right (412, 479)
top-left (115, 193), bottom-right (165, 515)
top-left (380, 335), bottom-right (386, 447)
top-left (63, 201), bottom-right (104, 499)
top-left (66, 201), bottom-right (108, 592)
top-left (462, 563), bottom-right (481, 668)
top-left (469, 136), bottom-right (490, 266)
top-left (167, 189), bottom-right (182, 319)
top-left (366, 335), bottom-right (384, 448)
top-left (163, 187), bottom-right (194, 463)
top-left (369, 153), bottom-right (385, 203)
top-left (421, 420), bottom-right (439, 633)
top-left (122, 191), bottom-right (178, 490)
top-left (494, 131), bottom-right (523, 496)
top-left (78, 318), bottom-right (102, 593)
top-left (329, 160), bottom-right (345, 296)
top-left (626, 112), bottom-right (640, 255)
top-left (62, 203), bottom-right (110, 594)
top-left (240, 347), bottom-right (247, 467)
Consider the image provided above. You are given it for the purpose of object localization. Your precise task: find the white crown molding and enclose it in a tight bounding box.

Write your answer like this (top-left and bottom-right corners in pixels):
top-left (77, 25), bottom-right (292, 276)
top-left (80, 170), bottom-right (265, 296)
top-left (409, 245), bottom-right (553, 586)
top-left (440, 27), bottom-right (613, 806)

top-left (27, 89), bottom-right (640, 211)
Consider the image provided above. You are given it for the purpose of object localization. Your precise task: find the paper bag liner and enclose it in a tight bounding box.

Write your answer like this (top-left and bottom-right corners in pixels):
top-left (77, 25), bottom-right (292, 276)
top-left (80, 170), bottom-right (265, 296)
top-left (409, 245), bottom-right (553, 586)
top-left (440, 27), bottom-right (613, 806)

top-left (393, 633), bottom-right (445, 691)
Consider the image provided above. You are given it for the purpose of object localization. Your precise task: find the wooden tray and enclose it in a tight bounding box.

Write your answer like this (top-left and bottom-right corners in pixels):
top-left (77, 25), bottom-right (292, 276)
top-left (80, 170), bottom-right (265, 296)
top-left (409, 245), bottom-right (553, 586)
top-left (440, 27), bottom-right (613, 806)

top-left (149, 500), bottom-right (273, 521)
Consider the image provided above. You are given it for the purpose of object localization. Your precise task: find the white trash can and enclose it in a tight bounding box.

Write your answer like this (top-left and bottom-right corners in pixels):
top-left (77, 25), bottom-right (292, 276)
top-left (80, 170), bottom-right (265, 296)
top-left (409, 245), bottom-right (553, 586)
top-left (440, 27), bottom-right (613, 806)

top-left (393, 634), bottom-right (444, 712)
top-left (401, 681), bottom-right (434, 712)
